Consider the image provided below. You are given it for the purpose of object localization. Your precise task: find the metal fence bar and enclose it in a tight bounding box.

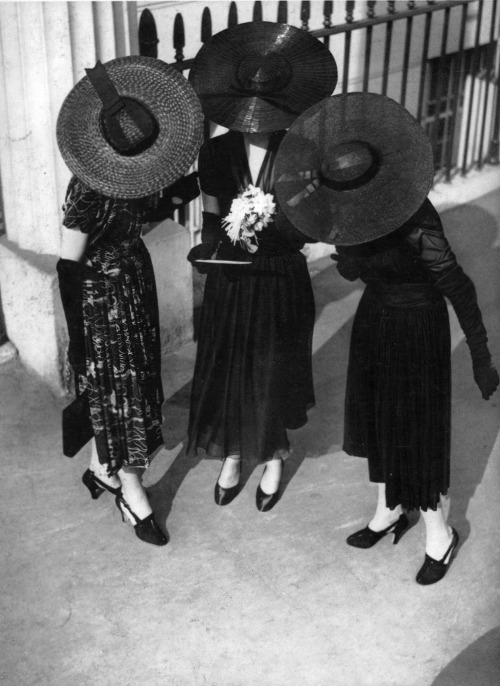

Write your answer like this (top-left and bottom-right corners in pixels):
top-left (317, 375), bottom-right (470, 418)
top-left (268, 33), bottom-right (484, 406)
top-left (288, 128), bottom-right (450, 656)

top-left (431, 5), bottom-right (451, 159)
top-left (488, 36), bottom-right (500, 163)
top-left (400, 1), bottom-right (415, 107)
top-left (228, 2), bottom-right (238, 28)
top-left (363, 2), bottom-right (376, 92)
top-left (277, 1), bottom-right (288, 24)
top-left (173, 13), bottom-right (185, 69)
top-left (445, 1), bottom-right (468, 180)
top-left (477, 0), bottom-right (498, 168)
top-left (138, 8), bottom-right (159, 58)
top-left (461, 0), bottom-right (485, 173)
top-left (253, 1), bottom-right (263, 22)
top-left (382, 2), bottom-right (396, 96)
top-left (416, 6), bottom-right (433, 122)
top-left (301, 1), bottom-right (310, 31)
top-left (342, 2), bottom-right (355, 93)
top-left (322, 1), bottom-right (333, 49)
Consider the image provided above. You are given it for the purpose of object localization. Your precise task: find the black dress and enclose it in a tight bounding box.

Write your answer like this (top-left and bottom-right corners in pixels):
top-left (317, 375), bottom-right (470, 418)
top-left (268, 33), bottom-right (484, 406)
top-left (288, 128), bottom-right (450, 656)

top-left (336, 199), bottom-right (490, 511)
top-left (63, 177), bottom-right (164, 474)
top-left (187, 131), bottom-right (315, 463)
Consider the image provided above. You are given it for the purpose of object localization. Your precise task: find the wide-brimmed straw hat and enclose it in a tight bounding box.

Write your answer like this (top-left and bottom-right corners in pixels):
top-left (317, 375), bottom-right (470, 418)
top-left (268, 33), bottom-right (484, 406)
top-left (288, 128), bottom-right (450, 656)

top-left (57, 56), bottom-right (204, 198)
top-left (189, 21), bottom-right (337, 133)
top-left (274, 92), bottom-right (434, 245)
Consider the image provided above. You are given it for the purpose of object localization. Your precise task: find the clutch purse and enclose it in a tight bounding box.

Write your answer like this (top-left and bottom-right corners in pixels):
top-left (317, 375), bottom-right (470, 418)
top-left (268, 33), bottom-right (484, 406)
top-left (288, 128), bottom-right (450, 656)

top-left (62, 393), bottom-right (93, 457)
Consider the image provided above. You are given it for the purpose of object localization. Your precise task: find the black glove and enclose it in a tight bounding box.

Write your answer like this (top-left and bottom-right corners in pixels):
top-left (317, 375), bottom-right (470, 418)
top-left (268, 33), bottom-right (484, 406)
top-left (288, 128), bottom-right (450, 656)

top-left (144, 172), bottom-right (200, 221)
top-left (473, 361), bottom-right (499, 400)
top-left (187, 212), bottom-right (224, 274)
top-left (331, 252), bottom-right (360, 281)
top-left (187, 242), bottom-right (217, 274)
top-left (57, 258), bottom-right (95, 376)
top-left (167, 171), bottom-right (200, 205)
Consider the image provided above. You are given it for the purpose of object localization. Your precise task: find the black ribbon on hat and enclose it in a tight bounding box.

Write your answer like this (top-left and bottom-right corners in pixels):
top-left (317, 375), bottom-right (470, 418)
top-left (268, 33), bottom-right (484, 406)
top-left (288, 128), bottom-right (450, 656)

top-left (85, 60), bottom-right (158, 155)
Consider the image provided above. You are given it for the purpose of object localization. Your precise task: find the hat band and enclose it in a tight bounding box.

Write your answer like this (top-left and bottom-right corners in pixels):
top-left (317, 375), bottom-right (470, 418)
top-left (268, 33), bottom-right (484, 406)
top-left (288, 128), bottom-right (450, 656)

top-left (322, 142), bottom-right (380, 190)
top-left (236, 53), bottom-right (293, 94)
top-left (86, 60), bottom-right (158, 155)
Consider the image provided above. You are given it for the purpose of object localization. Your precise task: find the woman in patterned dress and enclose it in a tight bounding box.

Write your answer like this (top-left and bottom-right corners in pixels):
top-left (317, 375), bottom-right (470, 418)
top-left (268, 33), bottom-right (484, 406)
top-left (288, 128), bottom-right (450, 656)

top-left (56, 57), bottom-right (203, 545)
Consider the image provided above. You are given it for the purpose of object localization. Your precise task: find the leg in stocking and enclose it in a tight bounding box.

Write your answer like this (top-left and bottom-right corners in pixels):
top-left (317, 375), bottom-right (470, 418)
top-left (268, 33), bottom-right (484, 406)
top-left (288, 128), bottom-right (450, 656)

top-left (369, 483), bottom-right (403, 532)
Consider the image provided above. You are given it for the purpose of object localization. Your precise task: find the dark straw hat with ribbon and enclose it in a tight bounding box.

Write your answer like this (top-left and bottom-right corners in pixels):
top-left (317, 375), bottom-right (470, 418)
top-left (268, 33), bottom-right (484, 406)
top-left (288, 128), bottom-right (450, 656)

top-left (57, 56), bottom-right (204, 198)
top-left (274, 92), bottom-right (434, 245)
top-left (189, 21), bottom-right (337, 133)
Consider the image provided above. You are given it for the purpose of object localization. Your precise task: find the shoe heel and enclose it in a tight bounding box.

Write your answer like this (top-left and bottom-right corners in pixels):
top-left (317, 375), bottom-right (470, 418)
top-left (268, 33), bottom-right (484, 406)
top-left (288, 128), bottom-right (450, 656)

top-left (82, 469), bottom-right (105, 500)
top-left (392, 514), bottom-right (409, 545)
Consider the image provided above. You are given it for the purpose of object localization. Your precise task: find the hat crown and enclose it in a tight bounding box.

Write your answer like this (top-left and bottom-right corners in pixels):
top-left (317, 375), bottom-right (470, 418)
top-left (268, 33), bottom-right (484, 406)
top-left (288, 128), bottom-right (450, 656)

top-left (322, 141), bottom-right (379, 189)
top-left (236, 53), bottom-right (292, 94)
top-left (100, 97), bottom-right (159, 156)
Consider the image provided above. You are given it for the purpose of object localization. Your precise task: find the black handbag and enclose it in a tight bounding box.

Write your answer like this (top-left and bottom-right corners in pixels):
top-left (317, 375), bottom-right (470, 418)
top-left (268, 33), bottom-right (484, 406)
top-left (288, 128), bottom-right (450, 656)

top-left (62, 393), bottom-right (94, 457)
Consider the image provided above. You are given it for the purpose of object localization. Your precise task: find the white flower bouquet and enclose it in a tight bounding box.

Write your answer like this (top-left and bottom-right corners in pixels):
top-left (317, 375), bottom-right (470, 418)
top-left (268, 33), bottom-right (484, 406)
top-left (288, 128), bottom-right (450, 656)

top-left (222, 184), bottom-right (276, 254)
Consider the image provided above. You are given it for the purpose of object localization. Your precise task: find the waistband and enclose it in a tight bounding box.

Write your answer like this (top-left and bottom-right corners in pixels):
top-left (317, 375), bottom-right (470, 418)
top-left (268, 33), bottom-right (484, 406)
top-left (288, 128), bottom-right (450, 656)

top-left (366, 282), bottom-right (443, 308)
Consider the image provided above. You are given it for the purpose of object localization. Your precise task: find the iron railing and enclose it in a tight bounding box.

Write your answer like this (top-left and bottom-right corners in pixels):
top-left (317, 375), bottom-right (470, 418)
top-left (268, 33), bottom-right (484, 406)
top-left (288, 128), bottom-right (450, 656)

top-left (138, 0), bottom-right (499, 186)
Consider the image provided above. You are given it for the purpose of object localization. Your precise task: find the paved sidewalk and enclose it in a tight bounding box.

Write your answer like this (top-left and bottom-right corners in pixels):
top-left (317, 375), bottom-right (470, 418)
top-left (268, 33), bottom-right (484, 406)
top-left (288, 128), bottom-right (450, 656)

top-left (1, 191), bottom-right (500, 686)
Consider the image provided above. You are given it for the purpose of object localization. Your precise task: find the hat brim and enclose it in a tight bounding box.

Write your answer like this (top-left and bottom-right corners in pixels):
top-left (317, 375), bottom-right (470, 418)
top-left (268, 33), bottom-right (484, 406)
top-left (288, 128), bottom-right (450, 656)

top-left (189, 22), bottom-right (337, 133)
top-left (275, 93), bottom-right (435, 245)
top-left (57, 56), bottom-right (204, 198)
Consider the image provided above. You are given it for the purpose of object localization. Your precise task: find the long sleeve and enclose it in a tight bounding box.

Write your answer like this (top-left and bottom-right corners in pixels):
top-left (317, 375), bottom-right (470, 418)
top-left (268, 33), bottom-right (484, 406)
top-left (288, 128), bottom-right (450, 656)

top-left (405, 200), bottom-right (491, 365)
top-left (57, 259), bottom-right (98, 376)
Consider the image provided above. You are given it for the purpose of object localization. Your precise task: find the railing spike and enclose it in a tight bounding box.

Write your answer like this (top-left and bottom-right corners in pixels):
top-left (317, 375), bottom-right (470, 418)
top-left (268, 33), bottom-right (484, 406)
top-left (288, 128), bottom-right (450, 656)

top-left (138, 9), bottom-right (159, 59)
top-left (277, 0), bottom-right (288, 24)
top-left (301, 1), bottom-right (310, 30)
top-left (201, 7), bottom-right (212, 43)
top-left (253, 1), bottom-right (263, 22)
top-left (228, 1), bottom-right (238, 28)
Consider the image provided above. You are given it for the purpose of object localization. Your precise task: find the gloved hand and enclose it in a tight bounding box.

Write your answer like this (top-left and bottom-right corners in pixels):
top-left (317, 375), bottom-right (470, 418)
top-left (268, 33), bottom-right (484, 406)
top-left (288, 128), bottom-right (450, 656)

top-left (144, 172), bottom-right (200, 221)
top-left (187, 242), bottom-right (217, 274)
top-left (331, 252), bottom-right (360, 281)
top-left (57, 258), bottom-right (96, 376)
top-left (473, 361), bottom-right (499, 400)
top-left (187, 212), bottom-right (224, 273)
top-left (167, 171), bottom-right (200, 206)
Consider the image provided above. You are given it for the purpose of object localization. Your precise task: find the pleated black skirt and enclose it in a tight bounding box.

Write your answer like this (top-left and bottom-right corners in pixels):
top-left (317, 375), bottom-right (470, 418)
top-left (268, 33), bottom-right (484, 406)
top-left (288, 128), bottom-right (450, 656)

top-left (343, 283), bottom-right (451, 511)
top-left (187, 251), bottom-right (315, 463)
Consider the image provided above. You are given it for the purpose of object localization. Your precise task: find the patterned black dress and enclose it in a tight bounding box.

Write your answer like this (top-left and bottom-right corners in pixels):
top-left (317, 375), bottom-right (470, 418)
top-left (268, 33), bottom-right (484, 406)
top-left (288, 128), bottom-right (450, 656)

top-left (187, 131), bottom-right (315, 463)
top-left (336, 199), bottom-right (490, 511)
top-left (63, 176), bottom-right (164, 474)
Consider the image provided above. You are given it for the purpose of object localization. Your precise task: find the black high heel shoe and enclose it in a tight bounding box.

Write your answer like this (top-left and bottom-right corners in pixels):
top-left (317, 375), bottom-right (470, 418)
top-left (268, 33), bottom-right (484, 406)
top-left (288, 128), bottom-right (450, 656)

top-left (115, 494), bottom-right (168, 546)
top-left (82, 468), bottom-right (121, 499)
top-left (214, 459), bottom-right (241, 506)
top-left (416, 528), bottom-right (459, 585)
top-left (346, 514), bottom-right (409, 548)
top-left (256, 458), bottom-right (283, 512)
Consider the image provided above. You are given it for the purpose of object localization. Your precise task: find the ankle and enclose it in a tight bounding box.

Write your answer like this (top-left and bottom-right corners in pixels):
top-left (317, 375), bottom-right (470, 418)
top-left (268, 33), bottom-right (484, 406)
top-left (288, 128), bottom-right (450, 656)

top-left (369, 506), bottom-right (402, 532)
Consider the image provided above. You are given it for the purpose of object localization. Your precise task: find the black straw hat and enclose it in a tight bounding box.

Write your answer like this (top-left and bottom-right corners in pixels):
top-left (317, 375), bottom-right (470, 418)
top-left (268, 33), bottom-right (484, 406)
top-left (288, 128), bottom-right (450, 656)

top-left (275, 92), bottom-right (434, 245)
top-left (189, 21), bottom-right (337, 133)
top-left (57, 56), bottom-right (204, 199)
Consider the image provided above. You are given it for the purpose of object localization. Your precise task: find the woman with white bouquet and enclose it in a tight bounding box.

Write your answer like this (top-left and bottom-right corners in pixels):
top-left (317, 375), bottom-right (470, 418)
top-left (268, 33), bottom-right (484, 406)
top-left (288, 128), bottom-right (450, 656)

top-left (186, 22), bottom-right (337, 510)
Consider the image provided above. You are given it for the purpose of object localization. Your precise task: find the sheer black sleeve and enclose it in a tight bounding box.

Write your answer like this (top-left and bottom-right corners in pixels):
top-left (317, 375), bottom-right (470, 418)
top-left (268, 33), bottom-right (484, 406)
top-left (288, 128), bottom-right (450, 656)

top-left (405, 199), bottom-right (491, 366)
